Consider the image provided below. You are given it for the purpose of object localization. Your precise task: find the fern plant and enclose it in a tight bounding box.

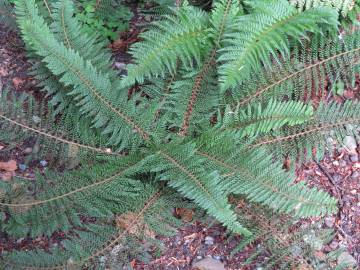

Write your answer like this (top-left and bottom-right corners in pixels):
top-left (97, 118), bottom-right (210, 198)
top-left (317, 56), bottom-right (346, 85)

top-left (0, 0), bottom-right (359, 268)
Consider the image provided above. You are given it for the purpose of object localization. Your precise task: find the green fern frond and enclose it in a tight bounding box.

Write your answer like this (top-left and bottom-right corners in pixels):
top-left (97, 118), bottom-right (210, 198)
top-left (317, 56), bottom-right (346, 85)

top-left (142, 142), bottom-right (252, 236)
top-left (218, 0), bottom-right (338, 90)
top-left (2, 155), bottom-right (144, 237)
top-left (196, 133), bottom-right (338, 217)
top-left (0, 89), bottom-right (116, 160)
top-left (289, 0), bottom-right (355, 16)
top-left (15, 0), bottom-right (152, 150)
top-left (122, 5), bottom-right (209, 87)
top-left (247, 100), bottom-right (360, 162)
top-left (231, 32), bottom-right (360, 107)
top-left (218, 99), bottom-right (313, 138)
top-left (3, 185), bottom-right (186, 269)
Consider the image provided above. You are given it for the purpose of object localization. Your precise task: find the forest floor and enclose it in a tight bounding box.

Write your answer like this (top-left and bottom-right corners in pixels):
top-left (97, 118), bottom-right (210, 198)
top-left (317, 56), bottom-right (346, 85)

top-left (0, 9), bottom-right (359, 270)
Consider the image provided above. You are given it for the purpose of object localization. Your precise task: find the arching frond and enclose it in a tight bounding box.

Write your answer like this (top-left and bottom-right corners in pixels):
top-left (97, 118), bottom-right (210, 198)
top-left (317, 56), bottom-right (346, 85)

top-left (218, 99), bottom-right (313, 138)
top-left (289, 0), bottom-right (355, 16)
top-left (231, 32), bottom-right (360, 107)
top-left (196, 133), bottom-right (337, 217)
top-left (218, 0), bottom-right (338, 90)
top-left (122, 5), bottom-right (209, 87)
top-left (247, 100), bottom-right (360, 162)
top-left (15, 0), bottom-right (153, 150)
top-left (143, 142), bottom-right (252, 236)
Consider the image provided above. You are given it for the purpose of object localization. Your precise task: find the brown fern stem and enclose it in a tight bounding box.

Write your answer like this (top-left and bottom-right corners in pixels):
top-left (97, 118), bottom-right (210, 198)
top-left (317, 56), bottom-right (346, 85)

top-left (0, 163), bottom-right (137, 208)
top-left (29, 29), bottom-right (149, 140)
top-left (247, 117), bottom-right (360, 149)
top-left (0, 114), bottom-right (121, 156)
top-left (237, 47), bottom-right (360, 108)
top-left (196, 150), bottom-right (323, 207)
top-left (178, 0), bottom-right (234, 136)
top-left (178, 53), bottom-right (216, 136)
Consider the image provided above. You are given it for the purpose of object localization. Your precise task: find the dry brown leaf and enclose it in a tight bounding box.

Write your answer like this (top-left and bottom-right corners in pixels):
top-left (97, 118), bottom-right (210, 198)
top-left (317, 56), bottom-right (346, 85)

top-left (0, 160), bottom-right (17, 172)
top-left (296, 264), bottom-right (314, 270)
top-left (0, 67), bottom-right (8, 76)
top-left (12, 77), bottom-right (25, 90)
top-left (1, 171), bottom-right (15, 181)
top-left (116, 212), bottom-right (155, 238)
top-left (175, 208), bottom-right (194, 222)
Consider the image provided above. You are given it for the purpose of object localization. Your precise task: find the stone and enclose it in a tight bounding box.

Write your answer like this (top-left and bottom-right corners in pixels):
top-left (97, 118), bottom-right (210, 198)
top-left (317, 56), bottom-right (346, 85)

top-left (337, 251), bottom-right (357, 267)
top-left (329, 240), bottom-right (339, 250)
top-left (351, 171), bottom-right (360, 180)
top-left (324, 216), bottom-right (335, 228)
top-left (24, 147), bottom-right (32, 154)
top-left (114, 62), bottom-right (126, 71)
top-left (290, 245), bottom-right (303, 257)
top-left (204, 236), bottom-right (214, 245)
top-left (40, 160), bottom-right (48, 167)
top-left (193, 258), bottom-right (225, 270)
top-left (339, 160), bottom-right (347, 167)
top-left (343, 136), bottom-right (357, 154)
top-left (332, 174), bottom-right (342, 183)
top-left (18, 164), bottom-right (27, 171)
top-left (350, 155), bottom-right (359, 162)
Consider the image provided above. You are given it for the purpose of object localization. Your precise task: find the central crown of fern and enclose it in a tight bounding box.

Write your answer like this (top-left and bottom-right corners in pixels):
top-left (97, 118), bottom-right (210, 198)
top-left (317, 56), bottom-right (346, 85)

top-left (0, 0), bottom-right (359, 268)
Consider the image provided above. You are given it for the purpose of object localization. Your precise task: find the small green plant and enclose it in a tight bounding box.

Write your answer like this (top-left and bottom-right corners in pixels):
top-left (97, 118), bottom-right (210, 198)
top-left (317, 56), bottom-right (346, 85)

top-left (75, 0), bottom-right (132, 41)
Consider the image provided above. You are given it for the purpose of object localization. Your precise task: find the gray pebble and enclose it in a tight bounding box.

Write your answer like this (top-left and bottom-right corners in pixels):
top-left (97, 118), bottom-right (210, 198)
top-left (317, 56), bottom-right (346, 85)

top-left (204, 236), bottom-right (214, 245)
top-left (351, 171), bottom-right (360, 180)
top-left (324, 216), bottom-right (335, 228)
top-left (24, 147), bottom-right (32, 154)
top-left (337, 251), bottom-right (357, 266)
top-left (350, 154), bottom-right (359, 162)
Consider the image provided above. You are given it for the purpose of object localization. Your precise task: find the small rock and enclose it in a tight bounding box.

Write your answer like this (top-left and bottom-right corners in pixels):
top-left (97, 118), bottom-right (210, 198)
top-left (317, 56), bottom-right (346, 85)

top-left (343, 136), bottom-right (357, 154)
top-left (114, 62), bottom-right (126, 70)
top-left (329, 240), bottom-right (339, 249)
top-left (197, 256), bottom-right (203, 260)
top-left (18, 164), bottom-right (27, 171)
top-left (339, 160), bottom-right (347, 167)
top-left (16, 237), bottom-right (24, 243)
top-left (32, 115), bottom-right (41, 124)
top-left (193, 258), bottom-right (225, 270)
top-left (290, 245), bottom-right (303, 257)
top-left (324, 216), bottom-right (335, 228)
top-left (350, 154), bottom-right (359, 162)
top-left (213, 255), bottom-right (221, 260)
top-left (337, 251), bottom-right (357, 267)
top-left (40, 160), bottom-right (48, 167)
top-left (204, 236), bottom-right (214, 245)
top-left (351, 171), bottom-right (360, 180)
top-left (332, 174), bottom-right (342, 183)
top-left (24, 147), bottom-right (32, 154)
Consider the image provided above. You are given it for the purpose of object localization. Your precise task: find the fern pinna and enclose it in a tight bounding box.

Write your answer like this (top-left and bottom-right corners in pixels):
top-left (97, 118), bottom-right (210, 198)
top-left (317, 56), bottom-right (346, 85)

top-left (0, 0), bottom-right (359, 269)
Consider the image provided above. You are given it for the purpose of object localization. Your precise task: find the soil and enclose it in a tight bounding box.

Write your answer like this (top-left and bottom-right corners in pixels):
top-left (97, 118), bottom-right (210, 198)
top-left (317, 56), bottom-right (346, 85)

top-left (0, 5), bottom-right (359, 270)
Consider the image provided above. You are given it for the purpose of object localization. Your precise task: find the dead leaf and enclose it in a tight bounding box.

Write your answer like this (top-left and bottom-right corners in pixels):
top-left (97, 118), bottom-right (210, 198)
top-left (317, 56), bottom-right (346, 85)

top-left (1, 171), bottom-right (14, 181)
top-left (12, 77), bottom-right (25, 90)
top-left (0, 160), bottom-right (17, 172)
top-left (296, 264), bottom-right (314, 270)
top-left (130, 259), bottom-right (136, 268)
top-left (116, 213), bottom-right (155, 238)
top-left (175, 208), bottom-right (194, 222)
top-left (314, 251), bottom-right (326, 260)
top-left (0, 67), bottom-right (7, 76)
